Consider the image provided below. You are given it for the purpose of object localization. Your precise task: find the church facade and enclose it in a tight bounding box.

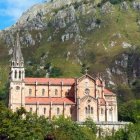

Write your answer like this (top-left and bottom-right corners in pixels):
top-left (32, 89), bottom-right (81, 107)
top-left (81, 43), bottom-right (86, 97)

top-left (9, 35), bottom-right (118, 122)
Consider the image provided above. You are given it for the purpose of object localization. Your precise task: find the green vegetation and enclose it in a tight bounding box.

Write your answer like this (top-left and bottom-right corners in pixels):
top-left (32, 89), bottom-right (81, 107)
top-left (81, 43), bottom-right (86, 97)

top-left (0, 102), bottom-right (140, 140)
top-left (1, 0), bottom-right (140, 87)
top-left (118, 100), bottom-right (140, 123)
top-left (1, 0), bottom-right (140, 138)
top-left (0, 103), bottom-right (97, 140)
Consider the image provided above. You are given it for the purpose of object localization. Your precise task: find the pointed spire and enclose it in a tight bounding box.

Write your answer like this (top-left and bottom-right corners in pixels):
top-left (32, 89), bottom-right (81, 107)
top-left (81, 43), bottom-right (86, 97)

top-left (12, 31), bottom-right (23, 62)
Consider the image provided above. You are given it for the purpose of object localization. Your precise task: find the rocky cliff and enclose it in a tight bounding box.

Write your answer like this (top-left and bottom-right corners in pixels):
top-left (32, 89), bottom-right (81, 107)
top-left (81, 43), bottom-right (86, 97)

top-left (0, 0), bottom-right (140, 91)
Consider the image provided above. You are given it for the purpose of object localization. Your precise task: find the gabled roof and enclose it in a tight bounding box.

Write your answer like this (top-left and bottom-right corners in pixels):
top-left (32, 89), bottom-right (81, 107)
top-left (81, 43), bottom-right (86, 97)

top-left (77, 74), bottom-right (96, 82)
top-left (104, 89), bottom-right (115, 95)
top-left (25, 97), bottom-right (75, 105)
top-left (24, 77), bottom-right (75, 85)
top-left (81, 95), bottom-right (97, 102)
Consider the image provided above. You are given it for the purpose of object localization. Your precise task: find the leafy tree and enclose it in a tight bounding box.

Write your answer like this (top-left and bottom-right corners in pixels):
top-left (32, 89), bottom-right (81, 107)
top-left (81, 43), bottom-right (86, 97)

top-left (83, 117), bottom-right (97, 133)
top-left (49, 67), bottom-right (63, 77)
top-left (0, 82), bottom-right (9, 104)
top-left (118, 100), bottom-right (140, 123)
top-left (117, 84), bottom-right (134, 103)
top-left (52, 116), bottom-right (96, 140)
top-left (132, 79), bottom-right (140, 99)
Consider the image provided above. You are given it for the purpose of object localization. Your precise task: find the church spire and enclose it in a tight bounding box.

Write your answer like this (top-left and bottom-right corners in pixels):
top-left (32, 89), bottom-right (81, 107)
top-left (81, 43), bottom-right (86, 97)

top-left (12, 32), bottom-right (23, 63)
top-left (10, 31), bottom-right (25, 81)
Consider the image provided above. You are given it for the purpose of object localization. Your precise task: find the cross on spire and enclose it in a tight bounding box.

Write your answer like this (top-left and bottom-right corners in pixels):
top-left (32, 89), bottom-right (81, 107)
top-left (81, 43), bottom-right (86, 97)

top-left (85, 69), bottom-right (88, 75)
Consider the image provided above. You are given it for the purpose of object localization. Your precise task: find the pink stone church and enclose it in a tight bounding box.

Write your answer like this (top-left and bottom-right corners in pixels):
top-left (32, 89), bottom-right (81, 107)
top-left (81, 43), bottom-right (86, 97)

top-left (9, 35), bottom-right (118, 122)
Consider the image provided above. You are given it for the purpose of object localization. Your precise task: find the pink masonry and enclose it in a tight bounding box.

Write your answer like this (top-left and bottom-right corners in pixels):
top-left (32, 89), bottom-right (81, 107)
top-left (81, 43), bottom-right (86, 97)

top-left (9, 33), bottom-right (118, 122)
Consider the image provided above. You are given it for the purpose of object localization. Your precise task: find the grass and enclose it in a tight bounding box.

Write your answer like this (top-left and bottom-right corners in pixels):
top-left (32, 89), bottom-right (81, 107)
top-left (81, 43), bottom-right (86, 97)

top-left (1, 1), bottom-right (140, 88)
top-left (32, 2), bottom-right (140, 79)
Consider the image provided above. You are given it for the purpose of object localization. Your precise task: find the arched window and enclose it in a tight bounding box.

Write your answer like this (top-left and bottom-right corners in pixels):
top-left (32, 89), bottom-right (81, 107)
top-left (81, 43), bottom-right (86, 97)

top-left (16, 86), bottom-right (20, 90)
top-left (21, 62), bottom-right (23, 66)
top-left (15, 70), bottom-right (17, 79)
top-left (57, 108), bottom-right (60, 115)
top-left (109, 108), bottom-right (113, 115)
top-left (44, 108), bottom-right (46, 114)
top-left (29, 89), bottom-right (32, 96)
top-left (88, 105), bottom-right (90, 114)
top-left (85, 107), bottom-right (88, 114)
top-left (55, 89), bottom-right (58, 95)
top-left (12, 62), bottom-right (14, 66)
top-left (42, 89), bottom-right (45, 96)
top-left (101, 108), bottom-right (104, 114)
top-left (91, 107), bottom-right (93, 114)
top-left (85, 88), bottom-right (90, 95)
top-left (30, 107), bottom-right (32, 112)
top-left (19, 71), bottom-right (21, 79)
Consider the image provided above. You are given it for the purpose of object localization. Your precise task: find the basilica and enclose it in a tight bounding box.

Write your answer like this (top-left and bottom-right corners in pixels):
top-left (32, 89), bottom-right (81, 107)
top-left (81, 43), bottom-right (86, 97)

top-left (9, 34), bottom-right (118, 122)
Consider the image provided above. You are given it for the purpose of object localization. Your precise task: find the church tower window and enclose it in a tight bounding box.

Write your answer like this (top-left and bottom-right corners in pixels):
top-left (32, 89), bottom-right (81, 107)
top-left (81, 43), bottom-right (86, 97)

top-left (19, 71), bottom-right (21, 79)
top-left (12, 62), bottom-right (15, 66)
top-left (15, 70), bottom-right (17, 79)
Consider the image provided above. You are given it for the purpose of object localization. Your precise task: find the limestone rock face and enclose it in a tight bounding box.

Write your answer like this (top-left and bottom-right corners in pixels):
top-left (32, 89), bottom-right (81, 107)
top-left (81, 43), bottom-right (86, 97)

top-left (0, 0), bottom-right (140, 86)
top-left (101, 2), bottom-right (113, 14)
top-left (120, 1), bottom-right (129, 10)
top-left (132, 1), bottom-right (140, 10)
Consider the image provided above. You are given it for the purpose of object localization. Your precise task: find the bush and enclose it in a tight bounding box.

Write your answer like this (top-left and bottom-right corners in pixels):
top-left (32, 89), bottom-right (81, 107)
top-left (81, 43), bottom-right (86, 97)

top-left (118, 100), bottom-right (140, 123)
top-left (110, 0), bottom-right (122, 4)
top-left (50, 67), bottom-right (63, 77)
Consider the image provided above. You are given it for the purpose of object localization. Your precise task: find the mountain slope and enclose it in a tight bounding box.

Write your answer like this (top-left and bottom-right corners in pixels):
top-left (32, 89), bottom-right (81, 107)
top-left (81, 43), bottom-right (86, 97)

top-left (0, 0), bottom-right (140, 93)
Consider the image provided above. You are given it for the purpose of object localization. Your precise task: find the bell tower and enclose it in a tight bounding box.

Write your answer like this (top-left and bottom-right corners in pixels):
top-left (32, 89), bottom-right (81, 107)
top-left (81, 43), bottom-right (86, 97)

top-left (9, 32), bottom-right (25, 110)
top-left (10, 33), bottom-right (25, 81)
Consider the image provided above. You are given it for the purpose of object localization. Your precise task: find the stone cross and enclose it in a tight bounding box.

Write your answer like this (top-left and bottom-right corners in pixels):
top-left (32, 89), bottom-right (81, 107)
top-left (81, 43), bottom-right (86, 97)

top-left (85, 69), bottom-right (88, 74)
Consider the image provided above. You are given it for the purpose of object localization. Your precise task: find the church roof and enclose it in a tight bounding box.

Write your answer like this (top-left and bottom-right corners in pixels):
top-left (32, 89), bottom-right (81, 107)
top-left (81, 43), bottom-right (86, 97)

top-left (24, 77), bottom-right (75, 85)
top-left (77, 74), bottom-right (96, 82)
top-left (104, 89), bottom-right (115, 95)
top-left (12, 33), bottom-right (23, 62)
top-left (25, 97), bottom-right (75, 105)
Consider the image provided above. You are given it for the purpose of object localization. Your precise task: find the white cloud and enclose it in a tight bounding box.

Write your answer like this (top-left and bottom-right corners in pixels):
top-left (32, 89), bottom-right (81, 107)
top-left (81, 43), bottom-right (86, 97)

top-left (0, 0), bottom-right (43, 21)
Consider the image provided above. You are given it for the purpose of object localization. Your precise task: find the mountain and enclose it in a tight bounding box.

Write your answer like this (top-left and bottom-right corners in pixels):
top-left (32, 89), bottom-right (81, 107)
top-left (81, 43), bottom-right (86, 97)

top-left (0, 0), bottom-right (140, 95)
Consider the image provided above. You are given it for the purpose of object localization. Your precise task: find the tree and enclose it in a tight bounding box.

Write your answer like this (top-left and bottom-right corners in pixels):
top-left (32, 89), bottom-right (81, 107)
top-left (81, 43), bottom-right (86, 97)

top-left (83, 117), bottom-right (97, 133)
top-left (118, 100), bottom-right (140, 123)
top-left (52, 116), bottom-right (96, 140)
top-left (49, 67), bottom-right (62, 77)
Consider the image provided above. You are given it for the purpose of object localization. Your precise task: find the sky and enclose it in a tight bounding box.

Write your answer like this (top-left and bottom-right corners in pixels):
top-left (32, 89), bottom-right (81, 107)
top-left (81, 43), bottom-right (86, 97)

top-left (0, 0), bottom-right (44, 30)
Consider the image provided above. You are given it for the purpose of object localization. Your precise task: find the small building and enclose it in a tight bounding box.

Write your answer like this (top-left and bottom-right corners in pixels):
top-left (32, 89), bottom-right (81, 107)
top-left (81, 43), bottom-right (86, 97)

top-left (9, 34), bottom-right (118, 122)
